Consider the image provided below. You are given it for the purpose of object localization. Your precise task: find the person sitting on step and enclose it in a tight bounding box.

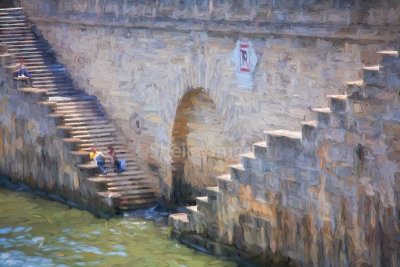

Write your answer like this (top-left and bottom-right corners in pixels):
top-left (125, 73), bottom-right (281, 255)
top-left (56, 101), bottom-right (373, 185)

top-left (90, 148), bottom-right (107, 175)
top-left (13, 59), bottom-right (32, 87)
top-left (107, 146), bottom-right (123, 174)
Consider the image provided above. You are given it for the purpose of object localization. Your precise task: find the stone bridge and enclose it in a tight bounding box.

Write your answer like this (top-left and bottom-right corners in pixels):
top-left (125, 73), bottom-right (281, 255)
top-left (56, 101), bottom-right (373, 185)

top-left (0, 0), bottom-right (400, 265)
top-left (19, 0), bottom-right (400, 204)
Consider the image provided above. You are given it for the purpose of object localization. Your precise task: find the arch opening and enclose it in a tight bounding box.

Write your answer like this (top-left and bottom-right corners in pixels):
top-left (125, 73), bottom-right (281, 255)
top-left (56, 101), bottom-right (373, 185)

top-left (171, 88), bottom-right (236, 205)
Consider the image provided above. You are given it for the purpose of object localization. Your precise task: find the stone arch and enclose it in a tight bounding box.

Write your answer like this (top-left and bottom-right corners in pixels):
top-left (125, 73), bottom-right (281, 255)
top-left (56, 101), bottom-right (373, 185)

top-left (170, 88), bottom-right (236, 204)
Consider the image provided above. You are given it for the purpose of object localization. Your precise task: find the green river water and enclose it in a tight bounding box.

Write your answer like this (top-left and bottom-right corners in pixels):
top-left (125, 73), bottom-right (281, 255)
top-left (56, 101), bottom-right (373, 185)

top-left (0, 186), bottom-right (237, 267)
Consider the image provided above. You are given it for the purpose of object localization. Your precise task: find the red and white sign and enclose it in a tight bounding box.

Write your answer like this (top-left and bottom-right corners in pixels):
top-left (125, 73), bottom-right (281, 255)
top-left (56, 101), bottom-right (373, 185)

top-left (239, 44), bottom-right (251, 72)
top-left (232, 41), bottom-right (257, 74)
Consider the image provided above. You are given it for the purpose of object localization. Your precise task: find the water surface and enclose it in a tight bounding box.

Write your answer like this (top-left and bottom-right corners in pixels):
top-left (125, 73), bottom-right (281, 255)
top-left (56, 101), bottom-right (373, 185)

top-left (0, 187), bottom-right (235, 266)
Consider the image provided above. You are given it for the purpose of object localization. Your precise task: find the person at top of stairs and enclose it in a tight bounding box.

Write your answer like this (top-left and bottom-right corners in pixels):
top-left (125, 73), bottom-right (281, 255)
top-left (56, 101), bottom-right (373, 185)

top-left (90, 148), bottom-right (107, 175)
top-left (13, 59), bottom-right (32, 86)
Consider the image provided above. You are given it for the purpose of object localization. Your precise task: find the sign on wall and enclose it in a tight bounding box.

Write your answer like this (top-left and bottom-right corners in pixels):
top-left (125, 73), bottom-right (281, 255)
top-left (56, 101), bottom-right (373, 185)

top-left (231, 41), bottom-right (258, 90)
top-left (232, 41), bottom-right (257, 73)
top-left (239, 43), bottom-right (251, 72)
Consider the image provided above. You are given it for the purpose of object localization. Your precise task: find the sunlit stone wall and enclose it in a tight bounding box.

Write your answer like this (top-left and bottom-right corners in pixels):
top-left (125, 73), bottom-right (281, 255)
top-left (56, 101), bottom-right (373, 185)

top-left (0, 57), bottom-right (114, 216)
top-left (22, 0), bottom-right (399, 200)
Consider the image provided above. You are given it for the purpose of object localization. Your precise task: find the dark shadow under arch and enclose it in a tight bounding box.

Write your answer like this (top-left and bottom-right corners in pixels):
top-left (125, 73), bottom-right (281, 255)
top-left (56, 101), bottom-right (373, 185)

top-left (171, 88), bottom-right (235, 205)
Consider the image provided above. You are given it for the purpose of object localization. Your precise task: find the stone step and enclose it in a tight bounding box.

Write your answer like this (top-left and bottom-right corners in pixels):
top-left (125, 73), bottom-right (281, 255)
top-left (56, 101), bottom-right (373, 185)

top-left (30, 71), bottom-right (68, 77)
top-left (64, 120), bottom-right (111, 127)
top-left (229, 163), bottom-right (245, 180)
top-left (378, 50), bottom-right (400, 69)
top-left (0, 29), bottom-right (31, 35)
top-left (63, 115), bottom-right (106, 122)
top-left (78, 140), bottom-right (124, 148)
top-left (116, 188), bottom-right (157, 196)
top-left (301, 120), bottom-right (318, 158)
top-left (12, 53), bottom-right (54, 60)
top-left (0, 33), bottom-right (35, 39)
top-left (119, 200), bottom-right (159, 210)
top-left (17, 87), bottom-right (47, 94)
top-left (4, 42), bottom-right (47, 48)
top-left (205, 186), bottom-right (219, 200)
top-left (56, 104), bottom-right (100, 112)
top-left (214, 174), bottom-right (234, 190)
top-left (32, 80), bottom-right (73, 85)
top-left (55, 100), bottom-right (98, 106)
top-left (47, 91), bottom-right (85, 97)
top-left (0, 7), bottom-right (23, 12)
top-left (61, 110), bottom-right (105, 118)
top-left (33, 78), bottom-right (71, 84)
top-left (0, 24), bottom-right (30, 29)
top-left (81, 146), bottom-right (133, 155)
top-left (312, 107), bottom-right (331, 126)
top-left (78, 163), bottom-right (98, 169)
top-left (362, 65), bottom-right (385, 86)
top-left (196, 196), bottom-right (212, 215)
top-left (36, 85), bottom-right (75, 91)
top-left (87, 175), bottom-right (147, 186)
top-left (36, 87), bottom-right (76, 93)
top-left (10, 63), bottom-right (64, 71)
top-left (168, 213), bottom-right (190, 233)
top-left (1, 39), bottom-right (37, 45)
top-left (71, 148), bottom-right (133, 158)
top-left (240, 152), bottom-right (255, 168)
top-left (77, 136), bottom-right (119, 144)
top-left (118, 189), bottom-right (157, 199)
top-left (7, 43), bottom-right (46, 50)
top-left (346, 79), bottom-right (398, 102)
top-left (109, 184), bottom-right (152, 192)
top-left (301, 120), bottom-right (318, 142)
top-left (97, 191), bottom-right (122, 199)
top-left (186, 205), bottom-right (200, 215)
top-left (363, 65), bottom-right (400, 88)
top-left (48, 95), bottom-right (96, 102)
top-left (14, 58), bottom-right (58, 64)
top-left (85, 162), bottom-right (137, 172)
top-left (70, 128), bottom-right (116, 136)
top-left (55, 106), bottom-right (103, 115)
top-left (0, 19), bottom-right (27, 24)
top-left (68, 124), bottom-right (115, 131)
top-left (0, 15), bottom-right (26, 20)
top-left (106, 177), bottom-right (149, 187)
top-left (88, 170), bottom-right (144, 180)
top-left (327, 95), bottom-right (346, 113)
top-left (264, 129), bottom-right (303, 160)
top-left (313, 106), bottom-right (347, 129)
top-left (71, 127), bottom-right (115, 136)
top-left (253, 141), bottom-right (267, 158)
top-left (98, 170), bottom-right (143, 178)
top-left (11, 55), bottom-right (55, 62)
top-left (8, 47), bottom-right (54, 55)
top-left (0, 26), bottom-right (30, 31)
top-left (185, 205), bottom-right (206, 234)
top-left (73, 132), bottom-right (115, 139)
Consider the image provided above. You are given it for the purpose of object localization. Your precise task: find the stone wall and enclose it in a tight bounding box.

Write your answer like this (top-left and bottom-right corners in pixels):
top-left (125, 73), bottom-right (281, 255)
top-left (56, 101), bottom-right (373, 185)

top-left (21, 0), bottom-right (399, 200)
top-left (169, 51), bottom-right (400, 266)
top-left (0, 52), bottom-right (113, 216)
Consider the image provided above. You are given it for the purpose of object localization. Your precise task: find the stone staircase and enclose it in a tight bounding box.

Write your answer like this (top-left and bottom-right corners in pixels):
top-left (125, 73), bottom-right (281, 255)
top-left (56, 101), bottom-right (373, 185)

top-left (0, 7), bottom-right (160, 212)
top-left (168, 49), bottom-right (400, 257)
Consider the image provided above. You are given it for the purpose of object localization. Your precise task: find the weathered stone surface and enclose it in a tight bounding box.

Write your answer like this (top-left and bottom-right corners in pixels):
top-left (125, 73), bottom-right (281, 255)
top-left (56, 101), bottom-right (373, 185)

top-left (170, 51), bottom-right (400, 266)
top-left (21, 0), bottom-right (400, 202)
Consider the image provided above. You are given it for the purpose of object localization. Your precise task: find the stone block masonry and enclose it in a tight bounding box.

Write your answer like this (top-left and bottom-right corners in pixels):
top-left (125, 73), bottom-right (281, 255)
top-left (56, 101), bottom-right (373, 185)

top-left (21, 0), bottom-right (399, 202)
top-left (0, 51), bottom-right (112, 215)
top-left (9, 1), bottom-right (400, 264)
top-left (0, 7), bottom-right (160, 215)
top-left (170, 50), bottom-right (400, 266)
